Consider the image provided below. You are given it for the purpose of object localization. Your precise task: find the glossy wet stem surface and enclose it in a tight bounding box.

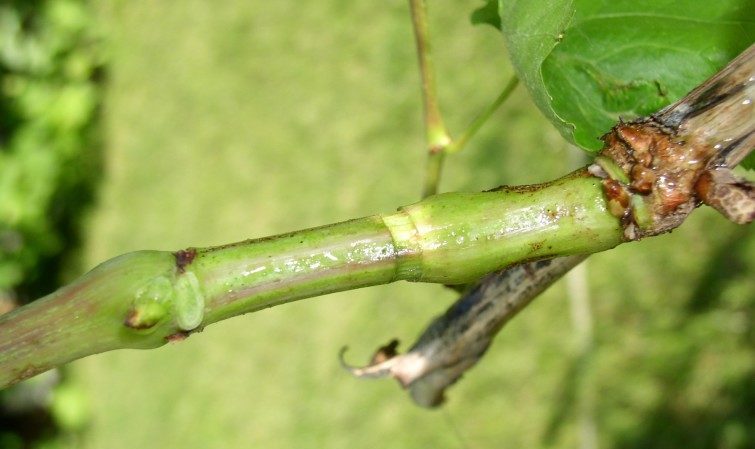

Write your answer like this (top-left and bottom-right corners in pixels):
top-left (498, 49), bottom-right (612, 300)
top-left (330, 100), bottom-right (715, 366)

top-left (0, 169), bottom-right (623, 387)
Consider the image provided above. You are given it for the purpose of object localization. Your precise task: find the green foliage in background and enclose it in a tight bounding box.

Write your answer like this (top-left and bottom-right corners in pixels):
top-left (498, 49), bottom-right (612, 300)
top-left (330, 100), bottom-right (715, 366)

top-left (0, 1), bottom-right (100, 447)
top-left (0, 0), bottom-right (102, 301)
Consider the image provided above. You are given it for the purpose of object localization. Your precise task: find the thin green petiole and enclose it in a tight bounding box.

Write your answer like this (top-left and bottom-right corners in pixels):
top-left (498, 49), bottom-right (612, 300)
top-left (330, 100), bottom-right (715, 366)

top-left (409, 1), bottom-right (519, 198)
top-left (409, 0), bottom-right (451, 198)
top-left (446, 76), bottom-right (519, 154)
top-left (421, 77), bottom-right (520, 197)
top-left (408, 0), bottom-right (451, 154)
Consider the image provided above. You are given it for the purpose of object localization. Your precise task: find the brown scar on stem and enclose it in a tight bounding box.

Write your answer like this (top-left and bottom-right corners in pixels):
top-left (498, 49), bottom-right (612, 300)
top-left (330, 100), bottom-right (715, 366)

top-left (344, 45), bottom-right (754, 410)
top-left (594, 44), bottom-right (754, 237)
top-left (123, 308), bottom-right (157, 330)
top-left (596, 114), bottom-right (748, 237)
top-left (174, 248), bottom-right (197, 273)
top-left (12, 364), bottom-right (48, 386)
top-left (484, 169), bottom-right (594, 194)
top-left (165, 331), bottom-right (191, 343)
top-left (630, 164), bottom-right (655, 194)
top-left (164, 325), bottom-right (204, 343)
top-left (602, 178), bottom-right (631, 218)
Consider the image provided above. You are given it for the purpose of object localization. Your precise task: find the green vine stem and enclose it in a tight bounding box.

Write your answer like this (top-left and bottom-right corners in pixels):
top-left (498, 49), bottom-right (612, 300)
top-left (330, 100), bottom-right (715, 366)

top-left (0, 45), bottom-right (752, 392)
top-left (0, 171), bottom-right (624, 388)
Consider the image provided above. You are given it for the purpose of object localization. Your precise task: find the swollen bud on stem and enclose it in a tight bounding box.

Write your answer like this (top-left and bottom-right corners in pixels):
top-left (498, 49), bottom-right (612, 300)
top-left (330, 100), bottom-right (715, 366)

top-left (124, 260), bottom-right (206, 332)
top-left (124, 275), bottom-right (173, 330)
top-left (0, 251), bottom-right (197, 388)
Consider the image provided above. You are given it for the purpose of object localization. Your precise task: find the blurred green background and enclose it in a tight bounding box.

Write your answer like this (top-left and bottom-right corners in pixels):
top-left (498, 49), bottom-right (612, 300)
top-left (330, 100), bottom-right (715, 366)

top-left (1, 1), bottom-right (753, 448)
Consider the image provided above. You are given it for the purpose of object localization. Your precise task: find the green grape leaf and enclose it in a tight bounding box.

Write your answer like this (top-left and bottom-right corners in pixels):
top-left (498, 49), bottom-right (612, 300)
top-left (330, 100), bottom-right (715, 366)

top-left (471, 0), bottom-right (501, 30)
top-left (500, 0), bottom-right (755, 153)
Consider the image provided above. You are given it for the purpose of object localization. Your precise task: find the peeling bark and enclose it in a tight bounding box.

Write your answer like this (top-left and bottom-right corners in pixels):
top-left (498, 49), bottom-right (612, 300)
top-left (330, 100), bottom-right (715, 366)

top-left (341, 256), bottom-right (585, 407)
top-left (343, 44), bottom-right (754, 407)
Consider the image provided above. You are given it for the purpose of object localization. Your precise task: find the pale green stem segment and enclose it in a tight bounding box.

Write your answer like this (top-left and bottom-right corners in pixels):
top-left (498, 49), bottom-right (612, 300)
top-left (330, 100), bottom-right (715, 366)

top-left (0, 169), bottom-right (623, 388)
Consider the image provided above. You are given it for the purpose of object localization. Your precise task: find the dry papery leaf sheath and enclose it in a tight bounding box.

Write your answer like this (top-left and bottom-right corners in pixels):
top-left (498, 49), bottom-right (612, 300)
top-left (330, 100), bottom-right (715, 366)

top-left (342, 44), bottom-right (754, 408)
